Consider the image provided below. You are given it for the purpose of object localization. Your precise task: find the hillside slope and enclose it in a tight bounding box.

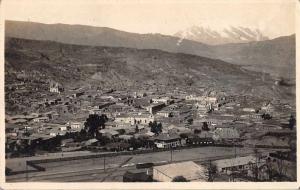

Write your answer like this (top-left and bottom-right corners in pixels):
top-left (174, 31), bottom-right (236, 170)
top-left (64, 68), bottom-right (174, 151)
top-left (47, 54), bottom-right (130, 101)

top-left (5, 20), bottom-right (211, 57)
top-left (5, 38), bottom-right (294, 102)
top-left (5, 21), bottom-right (295, 79)
top-left (213, 35), bottom-right (296, 79)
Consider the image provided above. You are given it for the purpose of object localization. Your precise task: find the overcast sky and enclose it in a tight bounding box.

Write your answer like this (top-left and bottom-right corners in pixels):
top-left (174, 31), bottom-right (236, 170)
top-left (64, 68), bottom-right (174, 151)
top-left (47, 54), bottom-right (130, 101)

top-left (3, 0), bottom-right (296, 38)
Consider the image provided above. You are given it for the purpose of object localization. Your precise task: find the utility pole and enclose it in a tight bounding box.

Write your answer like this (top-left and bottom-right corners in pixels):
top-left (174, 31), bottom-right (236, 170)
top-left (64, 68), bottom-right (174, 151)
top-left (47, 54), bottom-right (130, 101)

top-left (26, 161), bottom-right (28, 182)
top-left (104, 155), bottom-right (106, 172)
top-left (254, 148), bottom-right (259, 181)
top-left (208, 160), bottom-right (213, 182)
top-left (234, 144), bottom-right (237, 158)
top-left (170, 148), bottom-right (173, 162)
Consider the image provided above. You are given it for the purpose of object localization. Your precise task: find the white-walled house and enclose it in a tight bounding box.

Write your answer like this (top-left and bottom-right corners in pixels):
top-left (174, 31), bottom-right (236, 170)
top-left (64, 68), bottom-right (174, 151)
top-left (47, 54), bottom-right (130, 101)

top-left (152, 97), bottom-right (173, 105)
top-left (59, 126), bottom-right (67, 131)
top-left (69, 122), bottom-right (84, 130)
top-left (185, 95), bottom-right (218, 104)
top-left (115, 113), bottom-right (154, 125)
top-left (153, 134), bottom-right (185, 149)
top-left (33, 116), bottom-right (49, 123)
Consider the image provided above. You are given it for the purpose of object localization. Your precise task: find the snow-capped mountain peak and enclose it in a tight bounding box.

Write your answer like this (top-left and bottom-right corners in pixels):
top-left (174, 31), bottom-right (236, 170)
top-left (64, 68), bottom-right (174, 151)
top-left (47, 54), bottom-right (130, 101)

top-left (174, 25), bottom-right (269, 45)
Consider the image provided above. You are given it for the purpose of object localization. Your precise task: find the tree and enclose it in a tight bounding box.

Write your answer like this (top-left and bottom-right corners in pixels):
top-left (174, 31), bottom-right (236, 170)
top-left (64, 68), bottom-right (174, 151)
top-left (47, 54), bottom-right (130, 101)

top-left (172, 176), bottom-right (189, 182)
top-left (135, 125), bottom-right (139, 133)
top-left (187, 118), bottom-right (193, 125)
top-left (202, 122), bottom-right (209, 131)
top-left (150, 121), bottom-right (163, 135)
top-left (275, 152), bottom-right (288, 181)
top-left (84, 114), bottom-right (108, 137)
top-left (157, 123), bottom-right (162, 133)
top-left (252, 148), bottom-right (261, 181)
top-left (262, 113), bottom-right (272, 120)
top-left (99, 135), bottom-right (110, 146)
top-left (80, 128), bottom-right (86, 135)
top-left (129, 138), bottom-right (142, 149)
top-left (179, 133), bottom-right (188, 139)
top-left (118, 129), bottom-right (126, 135)
top-left (207, 161), bottom-right (217, 182)
top-left (194, 129), bottom-right (201, 134)
top-left (148, 121), bottom-right (153, 128)
top-left (266, 157), bottom-right (273, 181)
top-left (288, 115), bottom-right (296, 130)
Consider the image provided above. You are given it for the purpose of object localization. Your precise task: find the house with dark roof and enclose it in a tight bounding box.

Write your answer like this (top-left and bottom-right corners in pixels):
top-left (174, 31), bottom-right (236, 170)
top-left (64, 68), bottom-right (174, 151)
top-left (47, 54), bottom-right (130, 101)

top-left (212, 155), bottom-right (268, 180)
top-left (153, 134), bottom-right (185, 149)
top-left (123, 171), bottom-right (152, 182)
top-left (186, 132), bottom-right (214, 146)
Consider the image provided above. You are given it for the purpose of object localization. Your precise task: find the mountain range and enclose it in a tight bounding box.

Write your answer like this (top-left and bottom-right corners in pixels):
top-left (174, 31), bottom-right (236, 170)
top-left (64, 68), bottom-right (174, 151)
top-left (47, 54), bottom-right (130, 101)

top-left (5, 20), bottom-right (295, 79)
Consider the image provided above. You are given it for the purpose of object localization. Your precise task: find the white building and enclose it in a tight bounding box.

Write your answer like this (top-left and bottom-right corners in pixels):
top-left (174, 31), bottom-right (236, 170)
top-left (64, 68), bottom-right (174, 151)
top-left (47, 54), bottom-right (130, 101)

top-left (155, 110), bottom-right (171, 117)
top-left (59, 126), bottom-right (67, 131)
top-left (115, 113), bottom-right (154, 125)
top-left (242, 108), bottom-right (256, 112)
top-left (195, 102), bottom-right (210, 113)
top-left (185, 95), bottom-right (218, 104)
top-left (49, 82), bottom-right (64, 94)
top-left (152, 97), bottom-right (172, 105)
top-left (153, 161), bottom-right (208, 182)
top-left (153, 133), bottom-right (185, 149)
top-left (261, 103), bottom-right (275, 113)
top-left (33, 116), bottom-right (49, 123)
top-left (89, 109), bottom-right (102, 115)
top-left (212, 155), bottom-right (264, 175)
top-left (69, 122), bottom-right (83, 130)
top-left (146, 103), bottom-right (166, 114)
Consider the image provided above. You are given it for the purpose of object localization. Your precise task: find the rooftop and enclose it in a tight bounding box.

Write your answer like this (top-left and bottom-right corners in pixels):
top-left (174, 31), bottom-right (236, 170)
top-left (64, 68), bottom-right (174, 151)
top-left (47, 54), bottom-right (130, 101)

top-left (212, 155), bottom-right (257, 169)
top-left (153, 133), bottom-right (180, 141)
top-left (153, 161), bottom-right (207, 182)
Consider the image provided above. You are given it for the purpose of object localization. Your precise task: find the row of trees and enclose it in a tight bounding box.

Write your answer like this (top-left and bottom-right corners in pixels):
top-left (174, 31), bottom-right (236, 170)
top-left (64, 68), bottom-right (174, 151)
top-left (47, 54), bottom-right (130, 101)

top-left (149, 121), bottom-right (162, 135)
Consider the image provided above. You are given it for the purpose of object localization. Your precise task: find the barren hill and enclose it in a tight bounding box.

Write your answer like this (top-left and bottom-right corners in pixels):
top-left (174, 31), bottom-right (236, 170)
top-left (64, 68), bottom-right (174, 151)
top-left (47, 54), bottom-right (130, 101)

top-left (5, 37), bottom-right (294, 102)
top-left (5, 21), bottom-right (295, 79)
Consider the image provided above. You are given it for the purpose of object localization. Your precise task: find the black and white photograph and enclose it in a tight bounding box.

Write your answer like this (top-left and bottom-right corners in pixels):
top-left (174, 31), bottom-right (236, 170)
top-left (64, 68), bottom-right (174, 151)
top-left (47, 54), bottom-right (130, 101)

top-left (1, 0), bottom-right (298, 187)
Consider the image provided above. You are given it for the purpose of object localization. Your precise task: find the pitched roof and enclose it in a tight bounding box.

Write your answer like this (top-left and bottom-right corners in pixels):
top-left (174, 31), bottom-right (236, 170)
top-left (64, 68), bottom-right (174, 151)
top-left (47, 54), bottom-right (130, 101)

top-left (214, 127), bottom-right (240, 139)
top-left (123, 171), bottom-right (152, 182)
top-left (119, 134), bottom-right (133, 140)
top-left (198, 131), bottom-right (214, 138)
top-left (145, 131), bottom-right (155, 137)
top-left (212, 155), bottom-right (257, 169)
top-left (85, 138), bottom-right (98, 146)
top-left (153, 133), bottom-right (180, 141)
top-left (99, 129), bottom-right (119, 135)
top-left (153, 161), bottom-right (207, 181)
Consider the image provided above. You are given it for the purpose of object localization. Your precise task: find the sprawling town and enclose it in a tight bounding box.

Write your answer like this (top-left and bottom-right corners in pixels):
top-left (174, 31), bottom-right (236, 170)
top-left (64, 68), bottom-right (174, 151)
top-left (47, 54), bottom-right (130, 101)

top-left (5, 70), bottom-right (296, 182)
top-left (3, 1), bottom-right (296, 183)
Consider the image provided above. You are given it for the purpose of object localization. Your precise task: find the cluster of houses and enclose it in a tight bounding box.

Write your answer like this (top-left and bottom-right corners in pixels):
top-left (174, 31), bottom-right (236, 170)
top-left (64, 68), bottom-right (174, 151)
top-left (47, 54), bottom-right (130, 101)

top-left (5, 83), bottom-right (295, 159)
top-left (4, 75), bottom-right (296, 182)
top-left (123, 149), bottom-right (295, 182)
